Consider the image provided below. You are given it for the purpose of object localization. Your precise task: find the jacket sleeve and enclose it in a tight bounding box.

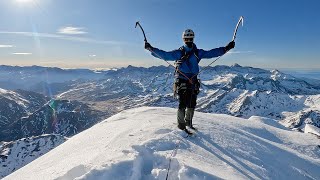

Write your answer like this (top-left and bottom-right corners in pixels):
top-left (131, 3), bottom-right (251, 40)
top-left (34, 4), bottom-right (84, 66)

top-left (198, 47), bottom-right (226, 59)
top-left (150, 48), bottom-right (182, 61)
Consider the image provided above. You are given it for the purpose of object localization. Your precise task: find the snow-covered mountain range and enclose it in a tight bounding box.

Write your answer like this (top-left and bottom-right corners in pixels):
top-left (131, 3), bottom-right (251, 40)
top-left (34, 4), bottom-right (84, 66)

top-left (1, 64), bottom-right (320, 140)
top-left (47, 64), bottom-right (320, 129)
top-left (1, 64), bottom-right (320, 178)
top-left (0, 65), bottom-right (105, 90)
top-left (4, 107), bottom-right (320, 180)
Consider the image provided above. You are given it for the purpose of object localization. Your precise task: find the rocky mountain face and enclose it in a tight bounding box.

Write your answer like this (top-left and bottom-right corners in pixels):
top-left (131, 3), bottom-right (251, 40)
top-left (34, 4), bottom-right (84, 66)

top-left (0, 89), bottom-right (103, 142)
top-left (1, 101), bottom-right (102, 142)
top-left (0, 88), bottom-right (49, 126)
top-left (20, 99), bottom-right (101, 138)
top-left (0, 134), bottom-right (66, 178)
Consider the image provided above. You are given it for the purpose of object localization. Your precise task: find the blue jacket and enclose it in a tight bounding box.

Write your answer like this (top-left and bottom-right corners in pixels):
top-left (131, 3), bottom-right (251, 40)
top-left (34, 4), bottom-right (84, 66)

top-left (150, 43), bottom-right (226, 80)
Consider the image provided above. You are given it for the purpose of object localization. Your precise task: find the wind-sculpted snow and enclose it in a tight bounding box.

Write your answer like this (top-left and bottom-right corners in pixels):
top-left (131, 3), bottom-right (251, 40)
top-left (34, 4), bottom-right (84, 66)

top-left (5, 107), bottom-right (320, 180)
top-left (0, 134), bottom-right (66, 178)
top-left (304, 124), bottom-right (320, 136)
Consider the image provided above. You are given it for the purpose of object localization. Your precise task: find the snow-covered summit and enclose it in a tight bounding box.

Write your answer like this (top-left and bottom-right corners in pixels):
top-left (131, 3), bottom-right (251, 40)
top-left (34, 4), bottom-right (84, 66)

top-left (5, 107), bottom-right (320, 180)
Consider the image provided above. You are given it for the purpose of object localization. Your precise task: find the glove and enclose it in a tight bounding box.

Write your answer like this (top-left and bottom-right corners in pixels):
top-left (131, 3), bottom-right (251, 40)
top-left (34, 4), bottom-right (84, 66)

top-left (144, 42), bottom-right (153, 51)
top-left (225, 41), bottom-right (235, 52)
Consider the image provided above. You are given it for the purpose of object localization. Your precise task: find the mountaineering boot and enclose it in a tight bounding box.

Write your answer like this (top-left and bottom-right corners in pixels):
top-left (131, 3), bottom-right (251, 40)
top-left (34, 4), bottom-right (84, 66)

top-left (178, 123), bottom-right (193, 137)
top-left (177, 123), bottom-right (186, 130)
top-left (184, 128), bottom-right (193, 135)
top-left (177, 123), bottom-right (193, 135)
top-left (185, 108), bottom-right (195, 127)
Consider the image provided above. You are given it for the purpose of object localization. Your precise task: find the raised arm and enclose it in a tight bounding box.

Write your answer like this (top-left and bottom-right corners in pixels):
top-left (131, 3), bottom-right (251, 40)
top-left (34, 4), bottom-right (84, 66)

top-left (145, 42), bottom-right (181, 61)
top-left (198, 47), bottom-right (226, 59)
top-left (198, 41), bottom-right (235, 59)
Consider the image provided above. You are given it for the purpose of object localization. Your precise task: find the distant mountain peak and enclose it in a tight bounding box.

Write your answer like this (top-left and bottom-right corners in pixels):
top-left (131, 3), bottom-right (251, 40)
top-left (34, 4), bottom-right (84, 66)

top-left (231, 63), bottom-right (242, 67)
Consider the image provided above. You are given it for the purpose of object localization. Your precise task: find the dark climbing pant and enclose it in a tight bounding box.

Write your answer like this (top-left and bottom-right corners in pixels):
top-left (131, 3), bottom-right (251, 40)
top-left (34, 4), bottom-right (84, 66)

top-left (175, 79), bottom-right (199, 129)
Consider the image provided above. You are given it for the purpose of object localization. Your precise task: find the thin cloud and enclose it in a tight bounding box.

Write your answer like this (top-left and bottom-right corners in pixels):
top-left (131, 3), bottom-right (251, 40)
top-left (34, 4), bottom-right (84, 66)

top-left (0, 31), bottom-right (126, 45)
top-left (228, 50), bottom-right (253, 54)
top-left (0, 45), bottom-right (14, 48)
top-left (58, 26), bottom-right (88, 35)
top-left (12, 52), bottom-right (32, 55)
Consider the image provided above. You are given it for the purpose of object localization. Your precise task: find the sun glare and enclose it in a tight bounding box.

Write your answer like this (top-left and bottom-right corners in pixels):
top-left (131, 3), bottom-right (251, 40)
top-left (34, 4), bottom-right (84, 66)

top-left (16, 0), bottom-right (33, 4)
top-left (14, 0), bottom-right (37, 8)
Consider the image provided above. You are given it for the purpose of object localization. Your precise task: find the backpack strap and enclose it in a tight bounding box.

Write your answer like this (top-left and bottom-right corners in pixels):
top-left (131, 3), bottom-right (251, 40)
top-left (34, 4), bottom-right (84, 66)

top-left (178, 46), bottom-right (200, 62)
top-left (174, 46), bottom-right (200, 78)
top-left (194, 49), bottom-right (200, 63)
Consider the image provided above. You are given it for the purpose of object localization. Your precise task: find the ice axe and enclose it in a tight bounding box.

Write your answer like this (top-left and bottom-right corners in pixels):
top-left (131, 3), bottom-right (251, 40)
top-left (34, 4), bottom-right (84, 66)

top-left (191, 16), bottom-right (245, 78)
top-left (135, 21), bottom-right (148, 43)
top-left (135, 21), bottom-right (193, 84)
top-left (232, 16), bottom-right (244, 42)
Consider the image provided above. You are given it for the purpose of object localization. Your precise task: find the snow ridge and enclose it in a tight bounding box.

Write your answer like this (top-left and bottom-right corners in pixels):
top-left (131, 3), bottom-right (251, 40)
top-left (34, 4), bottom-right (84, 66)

top-left (5, 107), bottom-right (320, 180)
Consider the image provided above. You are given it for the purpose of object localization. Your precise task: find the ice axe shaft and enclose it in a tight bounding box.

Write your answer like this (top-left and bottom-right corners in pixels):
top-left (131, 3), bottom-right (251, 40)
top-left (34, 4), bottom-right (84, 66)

top-left (135, 21), bottom-right (148, 42)
top-left (232, 16), bottom-right (244, 42)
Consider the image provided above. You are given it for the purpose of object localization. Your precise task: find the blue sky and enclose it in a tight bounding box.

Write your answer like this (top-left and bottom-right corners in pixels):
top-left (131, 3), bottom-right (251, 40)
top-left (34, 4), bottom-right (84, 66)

top-left (0, 0), bottom-right (319, 69)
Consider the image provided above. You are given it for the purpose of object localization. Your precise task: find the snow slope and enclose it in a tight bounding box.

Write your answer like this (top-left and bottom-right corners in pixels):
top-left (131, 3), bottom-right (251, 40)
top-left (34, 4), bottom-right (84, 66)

top-left (5, 107), bottom-right (320, 180)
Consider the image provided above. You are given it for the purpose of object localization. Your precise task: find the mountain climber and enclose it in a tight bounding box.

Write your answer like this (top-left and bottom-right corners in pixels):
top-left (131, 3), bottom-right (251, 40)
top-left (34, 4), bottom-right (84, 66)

top-left (144, 29), bottom-right (235, 133)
